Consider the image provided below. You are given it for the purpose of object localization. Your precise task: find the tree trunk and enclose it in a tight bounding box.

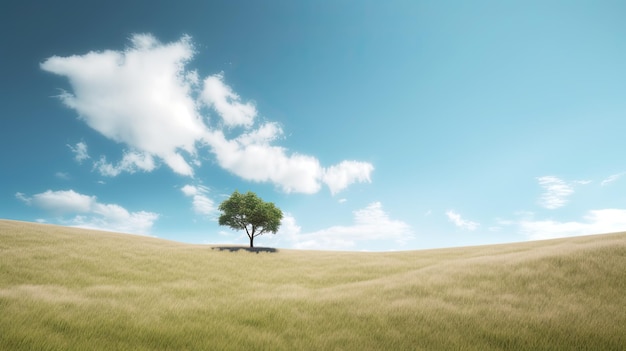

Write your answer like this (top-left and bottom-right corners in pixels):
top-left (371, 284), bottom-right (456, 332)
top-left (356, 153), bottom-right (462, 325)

top-left (249, 235), bottom-right (254, 248)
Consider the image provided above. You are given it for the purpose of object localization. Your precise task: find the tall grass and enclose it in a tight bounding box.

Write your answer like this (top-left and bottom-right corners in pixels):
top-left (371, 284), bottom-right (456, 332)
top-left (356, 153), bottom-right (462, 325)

top-left (1, 219), bottom-right (625, 350)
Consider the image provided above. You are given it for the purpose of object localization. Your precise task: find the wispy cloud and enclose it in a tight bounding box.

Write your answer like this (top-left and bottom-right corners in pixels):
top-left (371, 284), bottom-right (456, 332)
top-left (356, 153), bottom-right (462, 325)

top-left (601, 173), bottom-right (624, 186)
top-left (181, 184), bottom-right (216, 217)
top-left (16, 189), bottom-right (158, 234)
top-left (446, 210), bottom-right (479, 231)
top-left (67, 142), bottom-right (89, 163)
top-left (536, 176), bottom-right (575, 209)
top-left (519, 209), bottom-right (626, 240)
top-left (42, 33), bottom-right (373, 194)
top-left (201, 73), bottom-right (257, 128)
top-left (94, 152), bottom-right (156, 177)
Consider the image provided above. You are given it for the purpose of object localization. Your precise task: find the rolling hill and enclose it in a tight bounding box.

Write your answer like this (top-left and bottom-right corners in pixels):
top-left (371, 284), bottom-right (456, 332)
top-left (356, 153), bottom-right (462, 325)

top-left (1, 219), bottom-right (625, 350)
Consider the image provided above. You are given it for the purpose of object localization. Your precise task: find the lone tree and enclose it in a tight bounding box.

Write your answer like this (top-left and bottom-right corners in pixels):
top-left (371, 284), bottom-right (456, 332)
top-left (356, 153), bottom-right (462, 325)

top-left (218, 191), bottom-right (283, 248)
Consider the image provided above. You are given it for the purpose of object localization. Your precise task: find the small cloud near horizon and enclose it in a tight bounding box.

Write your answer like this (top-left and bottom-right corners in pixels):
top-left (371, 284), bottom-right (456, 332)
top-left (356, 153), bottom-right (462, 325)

top-left (519, 209), bottom-right (626, 240)
top-left (16, 189), bottom-right (158, 234)
top-left (256, 202), bottom-right (413, 250)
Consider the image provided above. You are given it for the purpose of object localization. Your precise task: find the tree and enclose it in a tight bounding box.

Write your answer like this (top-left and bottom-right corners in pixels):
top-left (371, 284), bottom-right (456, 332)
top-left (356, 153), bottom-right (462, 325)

top-left (218, 191), bottom-right (283, 248)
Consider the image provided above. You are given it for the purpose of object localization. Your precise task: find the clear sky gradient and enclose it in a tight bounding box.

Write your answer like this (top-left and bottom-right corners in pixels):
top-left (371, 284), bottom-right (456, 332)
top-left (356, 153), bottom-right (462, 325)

top-left (2, 1), bottom-right (625, 250)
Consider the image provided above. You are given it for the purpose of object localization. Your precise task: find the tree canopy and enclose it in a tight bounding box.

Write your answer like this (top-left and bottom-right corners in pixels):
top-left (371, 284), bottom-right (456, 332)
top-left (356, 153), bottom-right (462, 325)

top-left (218, 191), bottom-right (283, 248)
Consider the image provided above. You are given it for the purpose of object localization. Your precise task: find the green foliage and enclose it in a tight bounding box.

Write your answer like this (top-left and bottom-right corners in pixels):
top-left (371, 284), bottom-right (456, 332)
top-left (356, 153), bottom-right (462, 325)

top-left (1, 220), bottom-right (626, 350)
top-left (218, 191), bottom-right (283, 247)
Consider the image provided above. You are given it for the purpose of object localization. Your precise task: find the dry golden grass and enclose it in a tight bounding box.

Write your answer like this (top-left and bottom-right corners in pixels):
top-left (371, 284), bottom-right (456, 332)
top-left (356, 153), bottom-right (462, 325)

top-left (1, 219), bottom-right (625, 350)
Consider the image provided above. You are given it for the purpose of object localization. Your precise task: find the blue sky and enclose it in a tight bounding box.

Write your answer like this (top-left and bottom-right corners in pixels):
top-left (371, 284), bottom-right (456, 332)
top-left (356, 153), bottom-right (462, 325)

top-left (2, 1), bottom-right (625, 251)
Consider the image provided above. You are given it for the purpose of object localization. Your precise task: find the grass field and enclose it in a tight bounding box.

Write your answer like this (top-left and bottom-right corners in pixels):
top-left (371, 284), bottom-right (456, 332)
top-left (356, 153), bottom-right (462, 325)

top-left (1, 219), bottom-right (625, 350)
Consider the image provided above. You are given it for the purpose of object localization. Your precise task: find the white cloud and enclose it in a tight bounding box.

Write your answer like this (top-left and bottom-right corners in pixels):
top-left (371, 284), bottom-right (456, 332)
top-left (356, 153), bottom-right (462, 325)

top-left (204, 127), bottom-right (373, 194)
top-left (93, 151), bottom-right (156, 177)
top-left (205, 128), bottom-right (323, 193)
top-left (235, 122), bottom-right (282, 146)
top-left (536, 176), bottom-right (574, 209)
top-left (42, 33), bottom-right (374, 194)
top-left (180, 185), bottom-right (198, 197)
top-left (181, 184), bottom-right (216, 216)
top-left (601, 173), bottom-right (624, 186)
top-left (446, 210), bottom-right (480, 231)
top-left (274, 213), bottom-right (302, 242)
top-left (15, 189), bottom-right (158, 234)
top-left (520, 209), bottom-right (626, 240)
top-left (260, 202), bottom-right (413, 250)
top-left (76, 204), bottom-right (158, 234)
top-left (17, 189), bottom-right (94, 213)
top-left (41, 34), bottom-right (205, 176)
top-left (201, 73), bottom-right (257, 128)
top-left (322, 161), bottom-right (374, 195)
top-left (67, 142), bottom-right (89, 163)
top-left (15, 192), bottom-right (31, 205)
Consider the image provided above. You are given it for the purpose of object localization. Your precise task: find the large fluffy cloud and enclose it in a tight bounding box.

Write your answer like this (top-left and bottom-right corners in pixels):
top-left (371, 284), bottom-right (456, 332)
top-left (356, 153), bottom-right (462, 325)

top-left (204, 124), bottom-right (373, 194)
top-left (205, 127), bottom-right (324, 193)
top-left (41, 34), bottom-right (205, 176)
top-left (43, 33), bottom-right (373, 194)
top-left (16, 190), bottom-right (158, 234)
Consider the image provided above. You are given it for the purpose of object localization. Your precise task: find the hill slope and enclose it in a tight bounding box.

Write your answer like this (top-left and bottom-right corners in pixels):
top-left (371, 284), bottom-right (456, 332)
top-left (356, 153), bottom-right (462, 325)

top-left (1, 219), bottom-right (625, 350)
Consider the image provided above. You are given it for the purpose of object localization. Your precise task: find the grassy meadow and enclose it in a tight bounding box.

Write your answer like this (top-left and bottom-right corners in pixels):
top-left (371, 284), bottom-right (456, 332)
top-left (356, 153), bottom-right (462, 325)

top-left (1, 219), bottom-right (625, 350)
